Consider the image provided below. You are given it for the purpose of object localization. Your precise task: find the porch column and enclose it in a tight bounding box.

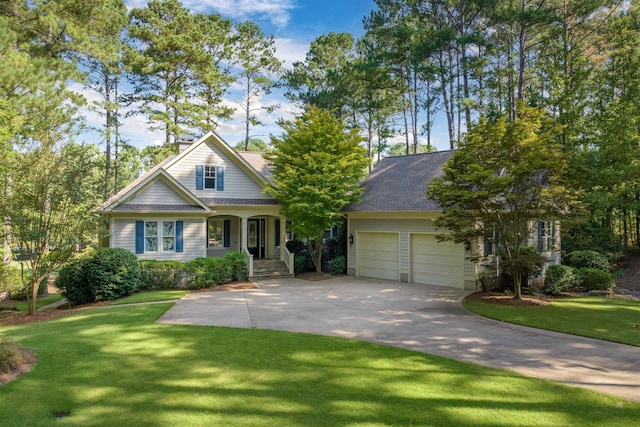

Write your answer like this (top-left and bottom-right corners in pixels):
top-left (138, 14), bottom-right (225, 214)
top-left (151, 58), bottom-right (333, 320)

top-left (279, 216), bottom-right (287, 246)
top-left (241, 217), bottom-right (248, 251)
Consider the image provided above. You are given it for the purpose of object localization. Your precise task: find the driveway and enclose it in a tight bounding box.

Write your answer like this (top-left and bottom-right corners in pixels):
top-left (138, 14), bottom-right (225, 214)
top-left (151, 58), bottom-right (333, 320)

top-left (157, 276), bottom-right (640, 402)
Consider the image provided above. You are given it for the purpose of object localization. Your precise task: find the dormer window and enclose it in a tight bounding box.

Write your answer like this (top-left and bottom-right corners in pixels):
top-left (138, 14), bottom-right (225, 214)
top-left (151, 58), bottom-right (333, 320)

top-left (195, 165), bottom-right (224, 191)
top-left (204, 165), bottom-right (216, 189)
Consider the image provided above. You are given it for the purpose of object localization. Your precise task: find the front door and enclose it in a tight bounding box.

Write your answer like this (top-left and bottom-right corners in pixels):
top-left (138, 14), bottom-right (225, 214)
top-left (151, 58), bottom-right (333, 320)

top-left (248, 219), bottom-right (266, 259)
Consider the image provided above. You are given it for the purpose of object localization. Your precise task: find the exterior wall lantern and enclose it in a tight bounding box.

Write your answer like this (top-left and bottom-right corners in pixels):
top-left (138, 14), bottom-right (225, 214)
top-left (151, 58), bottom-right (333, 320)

top-left (464, 240), bottom-right (471, 251)
top-left (349, 234), bottom-right (354, 245)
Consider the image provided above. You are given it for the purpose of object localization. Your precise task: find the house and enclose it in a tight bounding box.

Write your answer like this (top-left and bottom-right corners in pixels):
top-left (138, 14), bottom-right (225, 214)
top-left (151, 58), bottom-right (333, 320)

top-left (97, 133), bottom-right (558, 288)
top-left (95, 132), bottom-right (294, 277)
top-left (343, 151), bottom-right (560, 290)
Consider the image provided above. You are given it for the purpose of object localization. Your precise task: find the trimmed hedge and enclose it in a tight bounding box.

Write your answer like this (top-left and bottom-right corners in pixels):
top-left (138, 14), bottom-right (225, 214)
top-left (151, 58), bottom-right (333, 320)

top-left (543, 265), bottom-right (577, 295)
top-left (139, 260), bottom-right (184, 290)
top-left (564, 250), bottom-right (610, 272)
top-left (86, 248), bottom-right (141, 301)
top-left (577, 268), bottom-right (615, 291)
top-left (56, 248), bottom-right (141, 306)
top-left (56, 258), bottom-right (93, 306)
top-left (183, 253), bottom-right (247, 290)
top-left (184, 258), bottom-right (232, 290)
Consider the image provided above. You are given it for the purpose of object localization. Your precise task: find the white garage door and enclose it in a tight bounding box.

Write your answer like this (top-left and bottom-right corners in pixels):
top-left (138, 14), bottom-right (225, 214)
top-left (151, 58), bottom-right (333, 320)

top-left (357, 232), bottom-right (399, 281)
top-left (411, 234), bottom-right (464, 288)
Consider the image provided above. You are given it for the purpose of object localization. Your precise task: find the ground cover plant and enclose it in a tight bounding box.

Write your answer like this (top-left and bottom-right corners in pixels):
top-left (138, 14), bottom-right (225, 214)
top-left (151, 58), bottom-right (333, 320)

top-left (464, 296), bottom-right (640, 346)
top-left (1, 304), bottom-right (639, 426)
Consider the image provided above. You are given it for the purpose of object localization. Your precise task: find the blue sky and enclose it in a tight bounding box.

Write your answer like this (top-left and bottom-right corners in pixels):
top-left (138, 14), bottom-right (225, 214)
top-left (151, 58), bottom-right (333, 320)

top-left (78, 1), bottom-right (448, 154)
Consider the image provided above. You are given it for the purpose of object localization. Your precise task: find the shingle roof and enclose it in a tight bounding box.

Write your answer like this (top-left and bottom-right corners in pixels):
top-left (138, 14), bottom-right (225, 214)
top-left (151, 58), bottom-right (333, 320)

top-left (237, 151), bottom-right (273, 181)
top-left (344, 150), bottom-right (455, 212)
top-left (200, 198), bottom-right (278, 206)
top-left (112, 204), bottom-right (206, 212)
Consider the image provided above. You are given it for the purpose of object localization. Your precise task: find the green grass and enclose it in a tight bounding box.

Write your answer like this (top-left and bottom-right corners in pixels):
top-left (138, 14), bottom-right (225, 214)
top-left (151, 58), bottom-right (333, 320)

top-left (108, 289), bottom-right (187, 305)
top-left (1, 305), bottom-right (638, 426)
top-left (464, 296), bottom-right (640, 346)
top-left (9, 294), bottom-right (64, 313)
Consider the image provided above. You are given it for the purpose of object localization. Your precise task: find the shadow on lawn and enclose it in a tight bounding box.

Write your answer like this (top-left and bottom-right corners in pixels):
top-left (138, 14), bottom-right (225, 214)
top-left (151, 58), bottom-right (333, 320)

top-left (1, 304), bottom-right (639, 426)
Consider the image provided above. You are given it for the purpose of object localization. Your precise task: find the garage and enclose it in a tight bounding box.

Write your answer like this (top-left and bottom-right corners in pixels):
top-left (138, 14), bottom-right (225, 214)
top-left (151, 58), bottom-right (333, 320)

top-left (410, 234), bottom-right (464, 288)
top-left (357, 232), bottom-right (399, 281)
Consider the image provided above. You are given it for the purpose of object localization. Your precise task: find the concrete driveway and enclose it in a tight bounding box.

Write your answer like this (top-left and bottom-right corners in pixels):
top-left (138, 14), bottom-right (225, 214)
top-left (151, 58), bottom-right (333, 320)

top-left (157, 276), bottom-right (640, 402)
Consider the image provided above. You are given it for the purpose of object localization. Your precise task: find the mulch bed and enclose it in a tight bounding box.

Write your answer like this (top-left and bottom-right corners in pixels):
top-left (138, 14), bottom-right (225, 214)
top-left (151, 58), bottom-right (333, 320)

top-left (465, 291), bottom-right (551, 306)
top-left (296, 272), bottom-right (336, 281)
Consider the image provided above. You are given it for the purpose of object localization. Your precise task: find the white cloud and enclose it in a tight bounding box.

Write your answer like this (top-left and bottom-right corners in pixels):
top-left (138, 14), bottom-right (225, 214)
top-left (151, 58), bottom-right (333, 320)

top-left (274, 37), bottom-right (309, 68)
top-left (183, 0), bottom-right (295, 27)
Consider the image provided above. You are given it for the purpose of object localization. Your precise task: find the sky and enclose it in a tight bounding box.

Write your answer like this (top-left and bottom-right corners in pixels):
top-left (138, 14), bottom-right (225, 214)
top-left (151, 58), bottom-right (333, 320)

top-left (77, 1), bottom-right (450, 153)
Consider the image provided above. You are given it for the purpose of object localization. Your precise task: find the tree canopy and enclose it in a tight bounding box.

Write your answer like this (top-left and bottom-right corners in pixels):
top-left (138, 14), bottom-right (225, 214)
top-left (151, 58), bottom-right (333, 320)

top-left (264, 106), bottom-right (369, 272)
top-left (427, 105), bottom-right (577, 298)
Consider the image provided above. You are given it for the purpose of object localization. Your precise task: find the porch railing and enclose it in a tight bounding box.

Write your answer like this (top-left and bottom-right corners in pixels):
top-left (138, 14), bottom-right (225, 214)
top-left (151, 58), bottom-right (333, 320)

top-left (281, 245), bottom-right (295, 275)
top-left (243, 247), bottom-right (254, 277)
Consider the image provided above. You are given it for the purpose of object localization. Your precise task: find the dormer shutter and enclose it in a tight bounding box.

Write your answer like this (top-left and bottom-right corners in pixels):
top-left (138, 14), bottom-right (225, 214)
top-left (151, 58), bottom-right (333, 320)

top-left (195, 165), bottom-right (203, 190)
top-left (216, 166), bottom-right (224, 191)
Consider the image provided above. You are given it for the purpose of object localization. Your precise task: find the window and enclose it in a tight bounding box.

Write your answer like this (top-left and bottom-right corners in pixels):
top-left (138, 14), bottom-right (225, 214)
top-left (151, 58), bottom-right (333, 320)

top-left (163, 221), bottom-right (175, 251)
top-left (208, 219), bottom-right (223, 247)
top-left (196, 165), bottom-right (224, 191)
top-left (145, 221), bottom-right (158, 252)
top-left (204, 166), bottom-right (216, 189)
top-left (538, 221), bottom-right (555, 252)
top-left (483, 227), bottom-right (498, 257)
top-left (136, 220), bottom-right (182, 253)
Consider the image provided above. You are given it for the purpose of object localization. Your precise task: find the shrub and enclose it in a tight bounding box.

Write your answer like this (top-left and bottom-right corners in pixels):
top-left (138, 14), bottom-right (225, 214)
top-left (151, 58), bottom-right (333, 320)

top-left (564, 250), bottom-right (610, 272)
top-left (56, 258), bottom-right (93, 306)
top-left (225, 252), bottom-right (247, 281)
top-left (184, 257), bottom-right (233, 290)
top-left (294, 252), bottom-right (314, 274)
top-left (324, 237), bottom-right (343, 260)
top-left (543, 265), bottom-right (577, 295)
top-left (0, 266), bottom-right (25, 300)
top-left (329, 255), bottom-right (346, 274)
top-left (139, 260), bottom-right (184, 290)
top-left (561, 220), bottom-right (622, 257)
top-left (577, 268), bottom-right (615, 291)
top-left (0, 338), bottom-right (31, 374)
top-left (286, 239), bottom-right (305, 253)
top-left (85, 248), bottom-right (141, 301)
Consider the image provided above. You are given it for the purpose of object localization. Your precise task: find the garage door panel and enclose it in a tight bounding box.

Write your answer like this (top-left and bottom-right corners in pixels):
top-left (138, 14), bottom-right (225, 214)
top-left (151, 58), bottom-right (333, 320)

top-left (358, 232), bottom-right (399, 281)
top-left (411, 234), bottom-right (463, 288)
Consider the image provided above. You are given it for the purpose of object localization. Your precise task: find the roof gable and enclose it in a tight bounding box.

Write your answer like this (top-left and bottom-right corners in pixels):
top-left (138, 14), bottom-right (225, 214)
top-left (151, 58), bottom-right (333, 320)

top-left (96, 169), bottom-right (209, 213)
top-left (344, 150), bottom-right (455, 212)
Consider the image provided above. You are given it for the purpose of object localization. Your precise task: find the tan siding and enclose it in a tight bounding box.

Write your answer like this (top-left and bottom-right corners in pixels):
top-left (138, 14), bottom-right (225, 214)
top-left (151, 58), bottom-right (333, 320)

top-left (165, 140), bottom-right (270, 200)
top-left (128, 179), bottom-right (192, 206)
top-left (112, 218), bottom-right (205, 262)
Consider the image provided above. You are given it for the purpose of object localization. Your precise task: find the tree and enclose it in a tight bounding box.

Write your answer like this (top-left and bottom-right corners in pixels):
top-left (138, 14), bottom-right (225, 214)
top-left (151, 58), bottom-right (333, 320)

top-left (427, 105), bottom-right (576, 299)
top-left (6, 141), bottom-right (100, 314)
top-left (233, 21), bottom-right (282, 151)
top-left (234, 138), bottom-right (269, 152)
top-left (264, 107), bottom-right (369, 272)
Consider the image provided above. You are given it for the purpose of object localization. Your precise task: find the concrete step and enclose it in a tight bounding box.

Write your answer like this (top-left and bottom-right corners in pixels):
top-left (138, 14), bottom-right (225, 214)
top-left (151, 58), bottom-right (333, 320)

top-left (251, 259), bottom-right (293, 279)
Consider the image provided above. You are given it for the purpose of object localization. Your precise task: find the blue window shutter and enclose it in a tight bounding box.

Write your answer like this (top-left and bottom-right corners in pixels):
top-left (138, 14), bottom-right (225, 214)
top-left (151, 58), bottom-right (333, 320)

top-left (135, 221), bottom-right (144, 254)
top-left (484, 235), bottom-right (491, 256)
top-left (538, 221), bottom-right (544, 252)
top-left (275, 220), bottom-right (281, 246)
top-left (223, 220), bottom-right (230, 247)
top-left (216, 166), bottom-right (224, 191)
top-left (176, 221), bottom-right (184, 253)
top-left (196, 165), bottom-right (204, 190)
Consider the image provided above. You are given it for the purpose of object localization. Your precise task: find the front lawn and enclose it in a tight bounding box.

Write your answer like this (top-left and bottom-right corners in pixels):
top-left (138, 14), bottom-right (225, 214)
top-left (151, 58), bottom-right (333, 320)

top-left (463, 296), bottom-right (640, 346)
top-left (0, 293), bottom-right (64, 314)
top-left (1, 304), bottom-right (638, 426)
top-left (108, 289), bottom-right (187, 305)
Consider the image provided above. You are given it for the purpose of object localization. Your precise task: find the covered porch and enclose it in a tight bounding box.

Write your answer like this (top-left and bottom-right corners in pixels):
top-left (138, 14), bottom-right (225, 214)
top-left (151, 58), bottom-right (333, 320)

top-left (205, 213), bottom-right (294, 277)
